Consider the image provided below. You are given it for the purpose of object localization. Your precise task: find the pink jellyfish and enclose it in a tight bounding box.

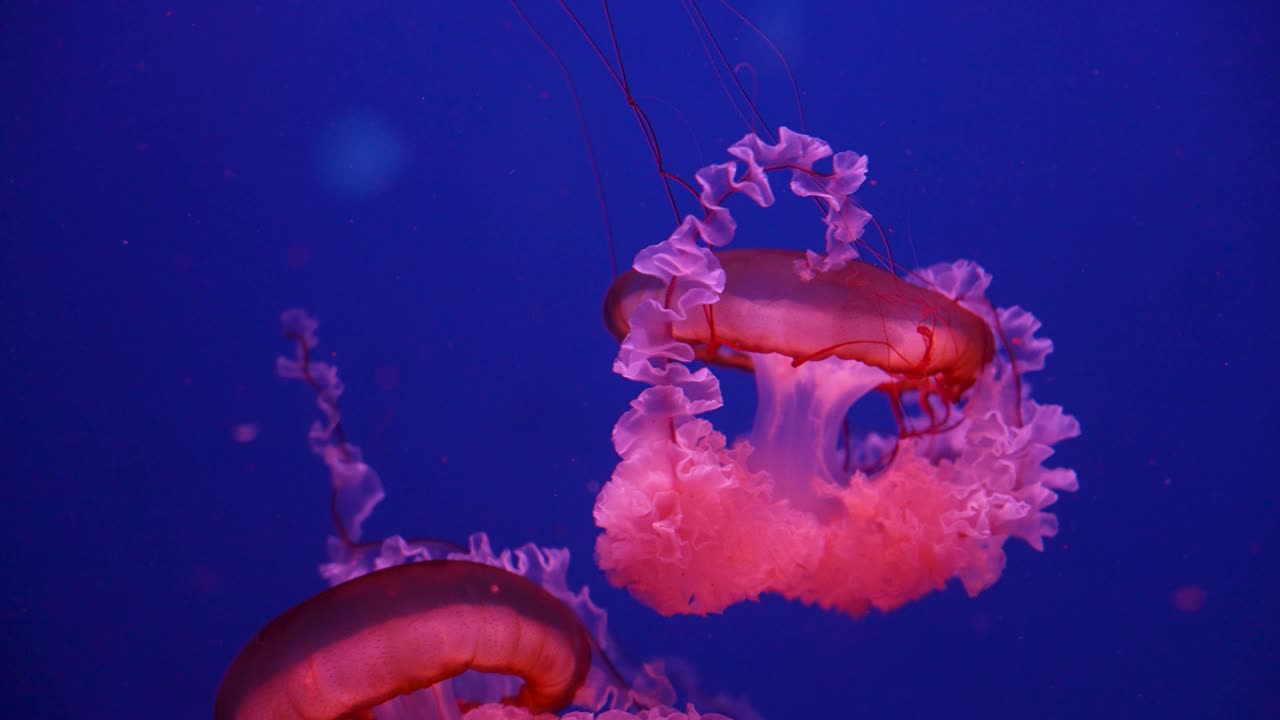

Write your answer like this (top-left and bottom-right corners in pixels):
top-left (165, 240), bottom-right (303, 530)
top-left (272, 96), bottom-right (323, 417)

top-left (215, 310), bottom-right (734, 720)
top-left (214, 559), bottom-right (592, 719)
top-left (594, 128), bottom-right (1080, 617)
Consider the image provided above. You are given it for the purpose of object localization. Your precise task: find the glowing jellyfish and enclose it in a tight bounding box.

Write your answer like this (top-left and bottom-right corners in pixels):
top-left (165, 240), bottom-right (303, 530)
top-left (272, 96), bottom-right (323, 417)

top-left (215, 310), bottom-right (734, 720)
top-left (594, 128), bottom-right (1080, 617)
top-left (214, 560), bottom-right (592, 719)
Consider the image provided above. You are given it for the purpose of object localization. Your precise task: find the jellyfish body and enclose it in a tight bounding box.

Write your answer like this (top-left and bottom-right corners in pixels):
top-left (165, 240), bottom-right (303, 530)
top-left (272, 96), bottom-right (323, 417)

top-left (214, 560), bottom-right (592, 720)
top-left (594, 128), bottom-right (1080, 617)
top-left (239, 313), bottom-right (688, 719)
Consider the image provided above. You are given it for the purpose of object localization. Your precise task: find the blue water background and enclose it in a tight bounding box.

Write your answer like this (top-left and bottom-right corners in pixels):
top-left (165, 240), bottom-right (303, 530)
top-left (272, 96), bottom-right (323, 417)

top-left (3, 2), bottom-right (1276, 718)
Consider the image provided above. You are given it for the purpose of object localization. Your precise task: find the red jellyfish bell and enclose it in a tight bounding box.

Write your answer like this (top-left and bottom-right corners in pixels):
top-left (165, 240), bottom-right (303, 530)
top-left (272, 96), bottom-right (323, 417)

top-left (605, 246), bottom-right (995, 390)
top-left (594, 129), bottom-right (1080, 617)
top-left (214, 560), bottom-right (592, 720)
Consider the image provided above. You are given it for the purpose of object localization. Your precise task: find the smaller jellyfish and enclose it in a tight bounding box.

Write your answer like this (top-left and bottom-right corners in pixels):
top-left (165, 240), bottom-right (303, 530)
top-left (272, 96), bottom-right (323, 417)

top-left (594, 128), bottom-right (1080, 617)
top-left (214, 559), bottom-right (592, 719)
top-left (216, 310), bottom-right (737, 720)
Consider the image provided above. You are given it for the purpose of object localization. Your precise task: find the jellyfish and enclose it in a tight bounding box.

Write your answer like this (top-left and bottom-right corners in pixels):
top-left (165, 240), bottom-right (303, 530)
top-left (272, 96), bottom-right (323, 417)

top-left (214, 559), bottom-right (592, 719)
top-left (215, 310), bottom-right (736, 720)
top-left (594, 128), bottom-right (1081, 617)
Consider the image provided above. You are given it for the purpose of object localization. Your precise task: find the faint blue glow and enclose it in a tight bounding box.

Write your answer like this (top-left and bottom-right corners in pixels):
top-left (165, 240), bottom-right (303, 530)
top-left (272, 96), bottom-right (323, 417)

top-left (315, 109), bottom-right (407, 196)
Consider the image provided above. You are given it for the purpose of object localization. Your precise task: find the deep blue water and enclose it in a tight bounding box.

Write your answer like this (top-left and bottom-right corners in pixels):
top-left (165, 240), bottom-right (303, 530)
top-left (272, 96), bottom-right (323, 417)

top-left (3, 2), bottom-right (1276, 718)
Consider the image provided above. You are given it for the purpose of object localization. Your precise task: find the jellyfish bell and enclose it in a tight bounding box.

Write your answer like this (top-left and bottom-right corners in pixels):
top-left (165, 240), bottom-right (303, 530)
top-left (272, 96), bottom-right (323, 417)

top-left (604, 247), bottom-right (995, 390)
top-left (214, 560), bottom-right (592, 720)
